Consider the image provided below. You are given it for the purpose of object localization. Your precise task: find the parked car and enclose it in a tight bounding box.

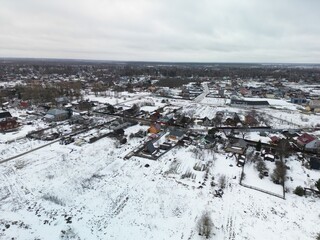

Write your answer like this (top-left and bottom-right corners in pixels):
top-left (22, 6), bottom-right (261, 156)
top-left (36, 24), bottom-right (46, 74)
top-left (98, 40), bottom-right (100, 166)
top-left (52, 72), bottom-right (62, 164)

top-left (264, 154), bottom-right (275, 162)
top-left (237, 155), bottom-right (246, 167)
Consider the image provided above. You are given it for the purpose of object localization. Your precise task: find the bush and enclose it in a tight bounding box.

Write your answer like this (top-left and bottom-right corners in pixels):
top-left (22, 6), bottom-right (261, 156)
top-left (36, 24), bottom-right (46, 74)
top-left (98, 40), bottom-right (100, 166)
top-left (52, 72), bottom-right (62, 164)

top-left (193, 162), bottom-right (207, 171)
top-left (256, 160), bottom-right (266, 173)
top-left (293, 186), bottom-right (305, 196)
top-left (181, 170), bottom-right (196, 179)
top-left (218, 175), bottom-right (227, 189)
top-left (197, 212), bottom-right (214, 238)
top-left (316, 233), bottom-right (320, 240)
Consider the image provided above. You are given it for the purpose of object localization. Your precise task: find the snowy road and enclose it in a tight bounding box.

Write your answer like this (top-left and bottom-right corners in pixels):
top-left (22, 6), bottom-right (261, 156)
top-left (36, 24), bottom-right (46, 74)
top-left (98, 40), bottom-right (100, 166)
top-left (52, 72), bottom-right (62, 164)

top-left (194, 83), bottom-right (209, 103)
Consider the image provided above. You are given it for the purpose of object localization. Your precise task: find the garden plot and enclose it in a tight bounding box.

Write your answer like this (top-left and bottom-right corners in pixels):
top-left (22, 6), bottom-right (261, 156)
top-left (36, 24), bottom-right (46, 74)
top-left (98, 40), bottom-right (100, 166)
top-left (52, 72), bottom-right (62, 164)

top-left (262, 108), bottom-right (320, 128)
top-left (162, 146), bottom-right (214, 185)
top-left (285, 156), bottom-right (320, 191)
top-left (242, 161), bottom-right (283, 196)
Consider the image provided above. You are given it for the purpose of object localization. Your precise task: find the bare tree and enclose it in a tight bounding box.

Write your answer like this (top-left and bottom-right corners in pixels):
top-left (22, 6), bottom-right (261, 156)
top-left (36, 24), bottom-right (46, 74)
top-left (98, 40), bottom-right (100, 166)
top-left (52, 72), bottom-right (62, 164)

top-left (218, 174), bottom-right (227, 189)
top-left (271, 161), bottom-right (287, 184)
top-left (256, 160), bottom-right (267, 173)
top-left (197, 212), bottom-right (214, 239)
top-left (240, 130), bottom-right (248, 139)
top-left (277, 138), bottom-right (291, 162)
top-left (193, 147), bottom-right (205, 161)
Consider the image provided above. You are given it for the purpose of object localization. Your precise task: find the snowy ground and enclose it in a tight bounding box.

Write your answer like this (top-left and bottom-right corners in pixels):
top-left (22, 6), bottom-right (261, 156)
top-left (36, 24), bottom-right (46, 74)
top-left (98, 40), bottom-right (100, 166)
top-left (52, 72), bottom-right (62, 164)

top-left (1, 95), bottom-right (320, 239)
top-left (242, 161), bottom-right (283, 196)
top-left (0, 131), bottom-right (320, 239)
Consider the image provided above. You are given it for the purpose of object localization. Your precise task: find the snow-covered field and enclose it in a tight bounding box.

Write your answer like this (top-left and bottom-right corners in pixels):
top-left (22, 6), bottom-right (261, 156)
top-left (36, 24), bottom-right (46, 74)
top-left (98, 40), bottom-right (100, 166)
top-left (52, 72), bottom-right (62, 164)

top-left (1, 93), bottom-right (320, 239)
top-left (0, 129), bottom-right (320, 239)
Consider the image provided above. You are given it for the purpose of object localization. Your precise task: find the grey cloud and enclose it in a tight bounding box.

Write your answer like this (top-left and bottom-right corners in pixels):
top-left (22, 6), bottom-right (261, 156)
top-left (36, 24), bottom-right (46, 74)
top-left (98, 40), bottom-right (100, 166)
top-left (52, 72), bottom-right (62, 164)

top-left (0, 0), bottom-right (320, 62)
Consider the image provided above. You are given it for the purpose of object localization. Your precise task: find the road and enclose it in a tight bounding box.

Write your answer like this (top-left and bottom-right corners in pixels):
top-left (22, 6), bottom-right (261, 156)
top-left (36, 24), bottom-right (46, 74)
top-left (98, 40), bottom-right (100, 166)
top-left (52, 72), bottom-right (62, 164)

top-left (194, 82), bottom-right (209, 103)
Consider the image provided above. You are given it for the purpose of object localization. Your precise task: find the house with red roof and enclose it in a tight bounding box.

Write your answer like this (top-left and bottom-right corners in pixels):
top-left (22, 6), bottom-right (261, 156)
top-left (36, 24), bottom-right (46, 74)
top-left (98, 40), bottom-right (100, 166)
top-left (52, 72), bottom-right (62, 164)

top-left (296, 133), bottom-right (320, 152)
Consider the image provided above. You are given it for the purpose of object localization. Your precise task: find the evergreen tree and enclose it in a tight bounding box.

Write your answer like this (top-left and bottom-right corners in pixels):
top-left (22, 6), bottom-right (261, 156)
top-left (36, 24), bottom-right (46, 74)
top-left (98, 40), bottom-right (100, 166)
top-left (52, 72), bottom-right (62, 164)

top-left (256, 140), bottom-right (262, 151)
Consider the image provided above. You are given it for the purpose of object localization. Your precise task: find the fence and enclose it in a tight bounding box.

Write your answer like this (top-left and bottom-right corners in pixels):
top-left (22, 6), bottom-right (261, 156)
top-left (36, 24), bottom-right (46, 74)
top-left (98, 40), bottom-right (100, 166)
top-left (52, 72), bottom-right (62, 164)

top-left (239, 182), bottom-right (285, 200)
top-left (239, 166), bottom-right (285, 200)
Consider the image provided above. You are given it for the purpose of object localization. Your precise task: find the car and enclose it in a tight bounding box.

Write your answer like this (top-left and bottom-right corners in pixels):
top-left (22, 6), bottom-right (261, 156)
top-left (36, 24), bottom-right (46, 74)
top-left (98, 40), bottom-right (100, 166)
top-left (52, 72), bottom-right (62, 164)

top-left (264, 154), bottom-right (275, 162)
top-left (237, 155), bottom-right (246, 167)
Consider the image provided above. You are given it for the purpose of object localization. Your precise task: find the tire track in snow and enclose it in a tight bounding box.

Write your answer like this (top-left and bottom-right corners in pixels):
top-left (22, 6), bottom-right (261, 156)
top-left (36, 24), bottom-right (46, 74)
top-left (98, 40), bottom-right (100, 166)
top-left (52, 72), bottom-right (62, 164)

top-left (223, 179), bottom-right (237, 240)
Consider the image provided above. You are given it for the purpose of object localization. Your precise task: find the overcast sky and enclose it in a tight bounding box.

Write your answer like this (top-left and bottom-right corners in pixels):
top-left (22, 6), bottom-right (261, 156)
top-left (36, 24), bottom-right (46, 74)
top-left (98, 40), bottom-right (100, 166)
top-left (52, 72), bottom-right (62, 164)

top-left (1, 0), bottom-right (319, 63)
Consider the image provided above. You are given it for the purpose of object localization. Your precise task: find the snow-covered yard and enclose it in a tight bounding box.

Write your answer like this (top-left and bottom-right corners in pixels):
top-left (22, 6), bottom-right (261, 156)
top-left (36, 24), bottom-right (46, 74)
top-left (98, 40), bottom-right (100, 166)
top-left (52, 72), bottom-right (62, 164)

top-left (242, 161), bottom-right (284, 196)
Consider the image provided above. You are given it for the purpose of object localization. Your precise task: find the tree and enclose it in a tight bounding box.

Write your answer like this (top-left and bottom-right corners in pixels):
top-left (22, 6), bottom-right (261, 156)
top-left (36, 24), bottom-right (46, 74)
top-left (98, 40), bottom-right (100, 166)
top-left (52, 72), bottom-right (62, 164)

top-left (315, 179), bottom-right (320, 192)
top-left (213, 116), bottom-right (222, 127)
top-left (218, 175), bottom-right (227, 189)
top-left (293, 186), bottom-right (304, 196)
top-left (277, 138), bottom-right (291, 162)
top-left (256, 140), bottom-right (262, 152)
top-left (208, 127), bottom-right (217, 136)
top-left (271, 161), bottom-right (287, 184)
top-left (197, 212), bottom-right (214, 239)
top-left (256, 159), bottom-right (266, 173)
top-left (240, 124), bottom-right (249, 139)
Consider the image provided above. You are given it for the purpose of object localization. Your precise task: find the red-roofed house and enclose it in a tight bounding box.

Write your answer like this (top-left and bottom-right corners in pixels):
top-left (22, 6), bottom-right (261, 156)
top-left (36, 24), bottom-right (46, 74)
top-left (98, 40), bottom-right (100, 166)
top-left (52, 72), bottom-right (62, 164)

top-left (296, 133), bottom-right (320, 151)
top-left (270, 136), bottom-right (280, 145)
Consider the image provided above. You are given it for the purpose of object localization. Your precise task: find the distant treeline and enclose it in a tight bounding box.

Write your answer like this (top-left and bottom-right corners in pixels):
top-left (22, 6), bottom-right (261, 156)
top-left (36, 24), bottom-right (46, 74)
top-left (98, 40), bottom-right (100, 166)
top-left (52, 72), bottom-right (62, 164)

top-left (1, 60), bottom-right (320, 83)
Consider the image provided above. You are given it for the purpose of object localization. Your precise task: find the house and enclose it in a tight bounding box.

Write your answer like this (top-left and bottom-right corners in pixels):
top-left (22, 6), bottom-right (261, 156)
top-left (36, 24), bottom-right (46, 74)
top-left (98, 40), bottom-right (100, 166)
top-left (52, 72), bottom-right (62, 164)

top-left (166, 129), bottom-right (184, 141)
top-left (224, 118), bottom-right (236, 126)
top-left (0, 111), bottom-right (13, 118)
top-left (123, 104), bottom-right (140, 117)
top-left (291, 98), bottom-right (307, 105)
top-left (150, 111), bottom-right (161, 122)
top-left (282, 130), bottom-right (299, 139)
top-left (309, 100), bottom-right (320, 112)
top-left (245, 114), bottom-right (258, 126)
top-left (157, 116), bottom-right (173, 125)
top-left (0, 118), bottom-right (19, 131)
top-left (225, 138), bottom-right (247, 155)
top-left (230, 99), bottom-right (270, 108)
top-left (148, 123), bottom-right (161, 134)
top-left (175, 115), bottom-right (192, 127)
top-left (0, 111), bottom-right (19, 131)
top-left (55, 96), bottom-right (69, 107)
top-left (104, 103), bottom-right (116, 114)
top-left (202, 117), bottom-right (212, 126)
top-left (76, 100), bottom-right (94, 111)
top-left (44, 109), bottom-right (70, 122)
top-left (144, 141), bottom-right (156, 155)
top-left (269, 136), bottom-right (280, 145)
top-left (296, 133), bottom-right (320, 152)
top-left (20, 101), bottom-right (29, 109)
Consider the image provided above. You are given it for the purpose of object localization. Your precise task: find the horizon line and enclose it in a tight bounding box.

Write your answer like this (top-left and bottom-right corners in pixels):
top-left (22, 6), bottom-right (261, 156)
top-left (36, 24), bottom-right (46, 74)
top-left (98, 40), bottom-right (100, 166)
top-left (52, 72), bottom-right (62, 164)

top-left (1, 56), bottom-right (320, 65)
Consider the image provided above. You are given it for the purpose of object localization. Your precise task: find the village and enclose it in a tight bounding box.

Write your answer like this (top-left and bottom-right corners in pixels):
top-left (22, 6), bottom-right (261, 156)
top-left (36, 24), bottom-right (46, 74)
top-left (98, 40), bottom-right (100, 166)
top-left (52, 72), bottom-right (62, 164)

top-left (0, 61), bottom-right (320, 239)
